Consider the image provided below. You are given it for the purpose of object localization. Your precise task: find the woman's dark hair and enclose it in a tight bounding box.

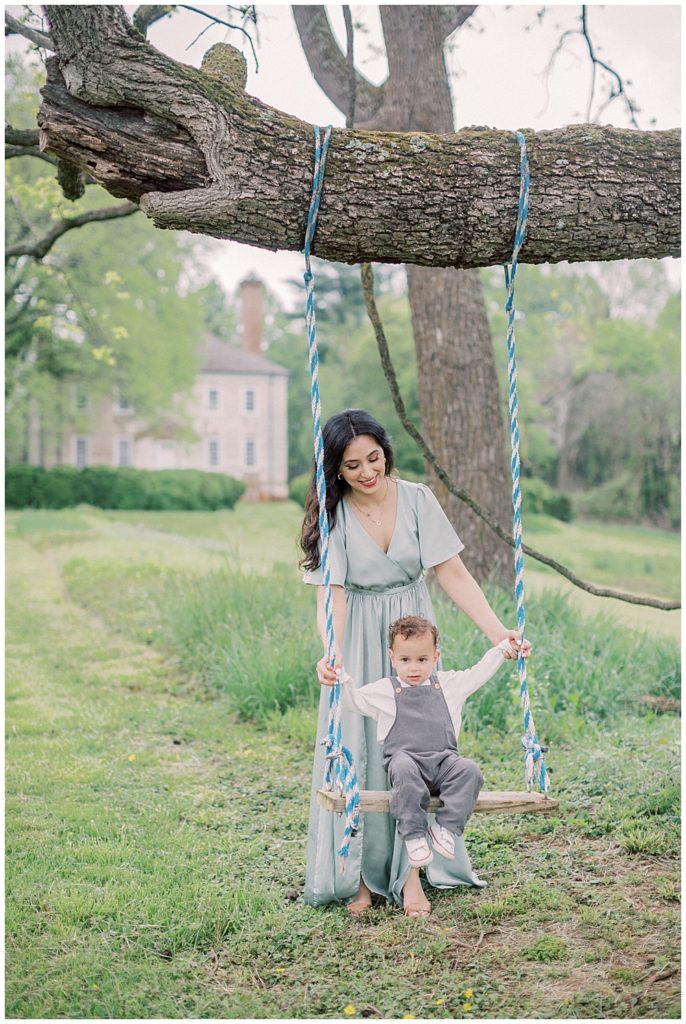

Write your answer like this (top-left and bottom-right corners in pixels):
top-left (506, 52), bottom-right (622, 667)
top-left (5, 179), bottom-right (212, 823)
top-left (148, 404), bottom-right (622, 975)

top-left (299, 409), bottom-right (395, 572)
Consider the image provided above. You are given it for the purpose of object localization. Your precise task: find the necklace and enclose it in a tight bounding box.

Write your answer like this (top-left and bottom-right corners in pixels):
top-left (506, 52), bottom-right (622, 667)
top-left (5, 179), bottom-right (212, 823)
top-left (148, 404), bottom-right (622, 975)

top-left (350, 478), bottom-right (390, 527)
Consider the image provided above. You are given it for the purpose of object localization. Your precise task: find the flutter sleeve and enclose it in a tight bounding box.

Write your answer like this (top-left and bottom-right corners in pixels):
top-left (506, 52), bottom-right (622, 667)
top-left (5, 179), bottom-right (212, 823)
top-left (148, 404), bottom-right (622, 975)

top-left (302, 513), bottom-right (348, 586)
top-left (416, 483), bottom-right (465, 569)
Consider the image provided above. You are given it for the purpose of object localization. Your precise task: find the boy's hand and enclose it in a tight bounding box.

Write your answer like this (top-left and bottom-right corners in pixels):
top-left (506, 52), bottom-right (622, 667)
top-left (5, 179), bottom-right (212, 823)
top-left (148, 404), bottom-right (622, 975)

top-left (316, 653), bottom-right (343, 686)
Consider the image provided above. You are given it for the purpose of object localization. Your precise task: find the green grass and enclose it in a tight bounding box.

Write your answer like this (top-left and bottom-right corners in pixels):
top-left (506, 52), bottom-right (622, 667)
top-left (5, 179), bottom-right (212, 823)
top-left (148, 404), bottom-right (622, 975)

top-left (5, 506), bottom-right (681, 1018)
top-left (525, 514), bottom-right (679, 640)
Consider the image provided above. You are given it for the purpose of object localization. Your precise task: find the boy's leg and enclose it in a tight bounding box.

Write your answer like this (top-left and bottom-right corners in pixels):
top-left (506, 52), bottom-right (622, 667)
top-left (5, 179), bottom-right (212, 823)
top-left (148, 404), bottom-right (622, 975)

top-left (432, 754), bottom-right (484, 835)
top-left (386, 751), bottom-right (431, 839)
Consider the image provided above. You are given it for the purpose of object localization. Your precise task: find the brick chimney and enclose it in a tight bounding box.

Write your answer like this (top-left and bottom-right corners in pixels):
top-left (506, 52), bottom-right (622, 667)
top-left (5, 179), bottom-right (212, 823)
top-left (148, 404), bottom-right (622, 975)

top-left (239, 272), bottom-right (263, 354)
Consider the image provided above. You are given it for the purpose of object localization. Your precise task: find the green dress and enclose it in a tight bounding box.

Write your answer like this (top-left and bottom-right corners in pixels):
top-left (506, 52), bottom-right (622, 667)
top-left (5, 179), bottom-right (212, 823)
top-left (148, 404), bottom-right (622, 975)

top-left (303, 479), bottom-right (486, 907)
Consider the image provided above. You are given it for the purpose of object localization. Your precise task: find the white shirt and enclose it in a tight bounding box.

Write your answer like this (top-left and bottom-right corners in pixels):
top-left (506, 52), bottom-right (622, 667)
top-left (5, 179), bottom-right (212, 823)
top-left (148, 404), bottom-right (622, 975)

top-left (340, 640), bottom-right (512, 744)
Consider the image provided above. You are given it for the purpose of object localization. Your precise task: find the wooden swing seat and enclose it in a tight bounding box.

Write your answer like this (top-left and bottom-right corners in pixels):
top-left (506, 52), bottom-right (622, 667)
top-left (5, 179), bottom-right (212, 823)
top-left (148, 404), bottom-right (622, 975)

top-left (317, 789), bottom-right (559, 815)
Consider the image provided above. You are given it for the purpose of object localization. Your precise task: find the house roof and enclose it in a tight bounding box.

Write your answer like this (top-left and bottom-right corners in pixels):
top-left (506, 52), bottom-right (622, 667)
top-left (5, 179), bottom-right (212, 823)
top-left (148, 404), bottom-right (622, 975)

top-left (198, 335), bottom-right (289, 377)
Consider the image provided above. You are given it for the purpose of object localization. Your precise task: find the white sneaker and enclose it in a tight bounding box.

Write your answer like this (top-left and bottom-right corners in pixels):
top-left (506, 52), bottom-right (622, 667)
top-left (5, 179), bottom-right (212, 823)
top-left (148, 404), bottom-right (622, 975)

top-left (429, 823), bottom-right (456, 859)
top-left (405, 835), bottom-right (433, 867)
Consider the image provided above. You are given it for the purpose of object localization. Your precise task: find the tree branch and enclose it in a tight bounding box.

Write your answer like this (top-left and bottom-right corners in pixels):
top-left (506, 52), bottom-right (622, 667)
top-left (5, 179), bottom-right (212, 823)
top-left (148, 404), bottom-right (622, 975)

top-left (6, 202), bottom-right (139, 261)
top-left (132, 5), bottom-right (176, 37)
top-left (543, 5), bottom-right (640, 128)
top-left (292, 5), bottom-right (386, 123)
top-left (437, 5), bottom-right (478, 39)
top-left (5, 11), bottom-right (54, 50)
top-left (39, 5), bottom-right (680, 267)
top-left (6, 144), bottom-right (57, 165)
top-left (360, 262), bottom-right (679, 612)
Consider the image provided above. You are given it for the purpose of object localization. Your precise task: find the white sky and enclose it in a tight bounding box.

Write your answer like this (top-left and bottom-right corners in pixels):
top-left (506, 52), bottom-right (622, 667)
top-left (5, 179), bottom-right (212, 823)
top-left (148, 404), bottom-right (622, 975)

top-left (8, 4), bottom-right (682, 304)
top-left (143, 2), bottom-right (681, 305)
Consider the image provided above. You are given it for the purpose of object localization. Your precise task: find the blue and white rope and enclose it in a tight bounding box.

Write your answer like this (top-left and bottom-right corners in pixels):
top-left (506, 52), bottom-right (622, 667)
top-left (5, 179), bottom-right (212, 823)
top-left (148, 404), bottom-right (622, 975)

top-left (504, 131), bottom-right (549, 795)
top-left (304, 125), bottom-right (361, 863)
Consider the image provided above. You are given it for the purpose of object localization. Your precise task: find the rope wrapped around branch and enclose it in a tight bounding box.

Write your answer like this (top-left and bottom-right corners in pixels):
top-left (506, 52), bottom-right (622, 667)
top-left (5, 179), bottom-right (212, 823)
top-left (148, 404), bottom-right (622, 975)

top-left (304, 125), bottom-right (360, 863)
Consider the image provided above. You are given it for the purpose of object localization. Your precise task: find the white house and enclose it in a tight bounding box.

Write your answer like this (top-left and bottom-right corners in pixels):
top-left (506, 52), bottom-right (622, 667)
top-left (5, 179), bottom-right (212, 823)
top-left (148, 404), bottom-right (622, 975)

top-left (29, 276), bottom-right (289, 500)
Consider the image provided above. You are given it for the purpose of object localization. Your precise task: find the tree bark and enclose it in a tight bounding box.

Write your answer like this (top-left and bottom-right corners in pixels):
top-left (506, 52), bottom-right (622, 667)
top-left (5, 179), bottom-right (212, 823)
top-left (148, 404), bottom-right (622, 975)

top-left (37, 6), bottom-right (680, 270)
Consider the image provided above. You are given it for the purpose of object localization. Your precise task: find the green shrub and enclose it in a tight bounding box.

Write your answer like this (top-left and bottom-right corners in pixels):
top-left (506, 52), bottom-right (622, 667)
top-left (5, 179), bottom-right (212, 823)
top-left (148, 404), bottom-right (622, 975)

top-left (523, 477), bottom-right (574, 522)
top-left (5, 465), bottom-right (45, 508)
top-left (288, 472), bottom-right (311, 509)
top-left (5, 465), bottom-right (245, 511)
top-left (36, 466), bottom-right (82, 508)
top-left (573, 472), bottom-right (638, 523)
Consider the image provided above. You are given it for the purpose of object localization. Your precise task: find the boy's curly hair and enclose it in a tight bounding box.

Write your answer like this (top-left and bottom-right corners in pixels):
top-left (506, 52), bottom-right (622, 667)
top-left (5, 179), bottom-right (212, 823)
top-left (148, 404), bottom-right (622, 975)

top-left (388, 615), bottom-right (439, 649)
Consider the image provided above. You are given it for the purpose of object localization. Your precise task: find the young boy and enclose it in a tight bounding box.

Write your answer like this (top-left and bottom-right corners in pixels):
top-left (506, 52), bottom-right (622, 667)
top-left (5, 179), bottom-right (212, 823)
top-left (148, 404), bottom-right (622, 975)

top-left (337, 615), bottom-right (513, 868)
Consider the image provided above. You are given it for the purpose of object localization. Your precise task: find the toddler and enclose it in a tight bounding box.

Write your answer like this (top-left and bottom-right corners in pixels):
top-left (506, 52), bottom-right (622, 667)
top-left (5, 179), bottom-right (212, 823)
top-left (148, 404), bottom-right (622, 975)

top-left (336, 615), bottom-right (512, 867)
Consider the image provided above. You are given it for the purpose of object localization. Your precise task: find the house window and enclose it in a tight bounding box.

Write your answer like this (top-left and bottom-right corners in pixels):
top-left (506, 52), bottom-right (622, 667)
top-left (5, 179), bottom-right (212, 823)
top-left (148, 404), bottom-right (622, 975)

top-left (244, 388), bottom-right (256, 413)
top-left (245, 438), bottom-right (256, 469)
top-left (114, 390), bottom-right (133, 416)
top-left (117, 438), bottom-right (131, 467)
top-left (75, 437), bottom-right (88, 469)
top-left (208, 438), bottom-right (219, 468)
top-left (208, 388), bottom-right (219, 411)
top-left (75, 389), bottom-right (89, 413)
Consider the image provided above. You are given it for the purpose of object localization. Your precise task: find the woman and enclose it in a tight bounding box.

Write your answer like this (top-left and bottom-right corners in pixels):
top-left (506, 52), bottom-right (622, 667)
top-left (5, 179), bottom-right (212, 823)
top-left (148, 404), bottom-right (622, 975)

top-left (301, 409), bottom-right (528, 917)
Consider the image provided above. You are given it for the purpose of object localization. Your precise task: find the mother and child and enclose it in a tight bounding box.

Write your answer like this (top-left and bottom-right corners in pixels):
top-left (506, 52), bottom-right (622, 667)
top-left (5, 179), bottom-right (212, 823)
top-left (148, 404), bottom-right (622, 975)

top-left (300, 408), bottom-right (530, 918)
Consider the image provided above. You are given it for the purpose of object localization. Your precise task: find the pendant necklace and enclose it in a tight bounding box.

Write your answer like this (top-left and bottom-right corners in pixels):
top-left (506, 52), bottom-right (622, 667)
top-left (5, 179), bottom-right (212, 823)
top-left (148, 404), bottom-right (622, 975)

top-left (351, 478), bottom-right (390, 526)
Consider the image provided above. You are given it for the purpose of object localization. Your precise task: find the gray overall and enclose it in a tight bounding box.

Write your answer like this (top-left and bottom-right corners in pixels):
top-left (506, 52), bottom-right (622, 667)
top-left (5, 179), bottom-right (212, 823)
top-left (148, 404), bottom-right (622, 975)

top-left (382, 675), bottom-right (484, 841)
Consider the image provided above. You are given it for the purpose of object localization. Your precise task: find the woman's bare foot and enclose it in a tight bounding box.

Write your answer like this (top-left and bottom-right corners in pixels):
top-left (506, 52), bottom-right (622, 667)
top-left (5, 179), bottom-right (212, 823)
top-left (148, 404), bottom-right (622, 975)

top-left (347, 877), bottom-right (373, 916)
top-left (402, 867), bottom-right (431, 918)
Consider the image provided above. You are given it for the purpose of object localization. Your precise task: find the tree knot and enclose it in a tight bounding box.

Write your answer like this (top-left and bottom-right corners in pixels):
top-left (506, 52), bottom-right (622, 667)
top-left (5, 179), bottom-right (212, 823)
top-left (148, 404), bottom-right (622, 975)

top-left (201, 44), bottom-right (247, 91)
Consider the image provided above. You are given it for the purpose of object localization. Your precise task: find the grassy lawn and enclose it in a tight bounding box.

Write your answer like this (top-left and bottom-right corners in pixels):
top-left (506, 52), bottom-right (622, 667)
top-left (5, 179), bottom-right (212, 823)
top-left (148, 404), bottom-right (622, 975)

top-left (525, 515), bottom-right (680, 641)
top-left (5, 506), bottom-right (680, 1018)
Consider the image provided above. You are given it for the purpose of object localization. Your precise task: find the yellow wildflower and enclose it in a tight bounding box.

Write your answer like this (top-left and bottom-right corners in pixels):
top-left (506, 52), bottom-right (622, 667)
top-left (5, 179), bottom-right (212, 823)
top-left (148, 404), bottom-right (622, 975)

top-left (464, 989), bottom-right (473, 999)
top-left (128, 754), bottom-right (136, 762)
top-left (403, 1016), bottom-right (416, 1020)
top-left (343, 1006), bottom-right (356, 1016)
top-left (463, 1004), bottom-right (472, 1013)
top-left (435, 998), bottom-right (445, 1005)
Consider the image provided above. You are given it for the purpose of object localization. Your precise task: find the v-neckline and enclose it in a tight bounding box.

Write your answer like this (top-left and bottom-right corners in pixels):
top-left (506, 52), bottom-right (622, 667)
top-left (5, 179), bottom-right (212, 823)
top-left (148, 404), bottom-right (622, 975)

top-left (344, 479), bottom-right (400, 557)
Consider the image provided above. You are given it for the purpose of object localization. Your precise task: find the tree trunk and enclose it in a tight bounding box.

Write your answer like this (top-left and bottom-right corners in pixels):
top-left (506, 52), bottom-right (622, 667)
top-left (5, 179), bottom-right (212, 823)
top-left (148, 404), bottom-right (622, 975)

top-left (37, 6), bottom-right (680, 268)
top-left (380, 5), bottom-right (512, 580)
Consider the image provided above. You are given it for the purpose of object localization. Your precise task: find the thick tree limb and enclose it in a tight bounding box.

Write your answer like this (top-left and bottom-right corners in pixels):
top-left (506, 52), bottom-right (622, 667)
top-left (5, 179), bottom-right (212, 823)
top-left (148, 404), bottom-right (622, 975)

top-left (361, 262), bottom-right (680, 612)
top-left (292, 6), bottom-right (386, 125)
top-left (39, 5), bottom-right (679, 268)
top-left (5, 11), bottom-right (54, 50)
top-left (6, 201), bottom-right (139, 261)
top-left (40, 4), bottom-right (679, 268)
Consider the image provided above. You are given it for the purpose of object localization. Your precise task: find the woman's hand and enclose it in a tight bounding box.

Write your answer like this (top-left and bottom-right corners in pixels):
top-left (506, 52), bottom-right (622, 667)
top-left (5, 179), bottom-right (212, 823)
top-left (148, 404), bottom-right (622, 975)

top-left (316, 652), bottom-right (343, 686)
top-left (493, 627), bottom-right (532, 660)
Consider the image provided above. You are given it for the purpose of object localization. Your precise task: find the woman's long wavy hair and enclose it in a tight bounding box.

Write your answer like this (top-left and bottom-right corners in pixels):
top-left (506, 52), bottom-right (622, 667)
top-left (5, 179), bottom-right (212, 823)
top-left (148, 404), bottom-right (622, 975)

top-left (299, 409), bottom-right (395, 572)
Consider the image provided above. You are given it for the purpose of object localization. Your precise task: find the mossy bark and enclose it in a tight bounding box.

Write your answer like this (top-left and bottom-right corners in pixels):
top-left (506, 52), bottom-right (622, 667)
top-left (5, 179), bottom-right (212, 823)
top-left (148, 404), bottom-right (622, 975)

top-left (39, 5), bottom-right (680, 269)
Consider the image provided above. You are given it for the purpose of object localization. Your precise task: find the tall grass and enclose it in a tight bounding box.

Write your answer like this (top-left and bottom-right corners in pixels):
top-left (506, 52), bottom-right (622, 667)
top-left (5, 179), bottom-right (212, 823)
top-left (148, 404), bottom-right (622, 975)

top-left (153, 566), bottom-right (679, 732)
top-left (157, 565), bottom-right (322, 721)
